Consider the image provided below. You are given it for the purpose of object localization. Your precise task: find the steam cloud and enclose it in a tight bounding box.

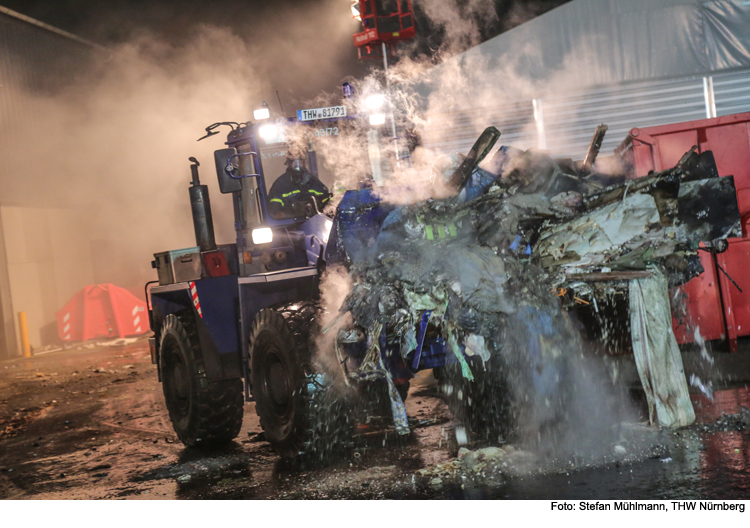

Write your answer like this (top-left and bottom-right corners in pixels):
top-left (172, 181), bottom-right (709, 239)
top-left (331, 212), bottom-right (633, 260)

top-left (3, 0), bottom-right (642, 466)
top-left (310, 0), bottom-right (642, 466)
top-left (2, 0), bottom-right (362, 302)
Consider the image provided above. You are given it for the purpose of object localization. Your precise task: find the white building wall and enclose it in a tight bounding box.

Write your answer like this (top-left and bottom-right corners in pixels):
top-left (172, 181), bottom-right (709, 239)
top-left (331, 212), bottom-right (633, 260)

top-left (1, 206), bottom-right (98, 349)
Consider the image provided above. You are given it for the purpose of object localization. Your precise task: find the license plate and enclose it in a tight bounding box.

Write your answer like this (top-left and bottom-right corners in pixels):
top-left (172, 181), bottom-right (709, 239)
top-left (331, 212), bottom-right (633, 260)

top-left (297, 105), bottom-right (347, 122)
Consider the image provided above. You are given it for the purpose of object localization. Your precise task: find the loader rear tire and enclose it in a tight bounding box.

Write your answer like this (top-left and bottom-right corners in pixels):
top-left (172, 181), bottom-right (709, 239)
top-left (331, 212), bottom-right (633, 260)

top-left (160, 313), bottom-right (244, 448)
top-left (249, 302), bottom-right (352, 460)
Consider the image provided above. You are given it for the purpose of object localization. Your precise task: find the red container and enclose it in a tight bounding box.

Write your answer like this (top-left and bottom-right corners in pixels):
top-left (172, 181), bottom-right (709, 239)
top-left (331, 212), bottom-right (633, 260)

top-left (624, 112), bottom-right (750, 351)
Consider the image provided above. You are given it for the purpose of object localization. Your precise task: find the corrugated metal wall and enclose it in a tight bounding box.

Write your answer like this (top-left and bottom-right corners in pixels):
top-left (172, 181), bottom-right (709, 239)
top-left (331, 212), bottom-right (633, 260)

top-left (541, 76), bottom-right (708, 158)
top-left (422, 70), bottom-right (750, 159)
top-left (714, 69), bottom-right (750, 117)
top-left (422, 101), bottom-right (537, 155)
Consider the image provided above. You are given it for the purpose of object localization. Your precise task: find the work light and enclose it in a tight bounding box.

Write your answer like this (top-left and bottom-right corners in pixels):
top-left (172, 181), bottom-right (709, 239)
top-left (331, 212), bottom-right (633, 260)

top-left (365, 93), bottom-right (385, 110)
top-left (259, 124), bottom-right (279, 142)
top-left (254, 102), bottom-right (270, 121)
top-left (369, 113), bottom-right (386, 126)
top-left (251, 227), bottom-right (273, 245)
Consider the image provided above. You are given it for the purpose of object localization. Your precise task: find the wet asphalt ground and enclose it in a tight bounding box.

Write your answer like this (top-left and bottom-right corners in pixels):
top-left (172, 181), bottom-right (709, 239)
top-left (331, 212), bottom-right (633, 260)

top-left (1, 338), bottom-right (749, 500)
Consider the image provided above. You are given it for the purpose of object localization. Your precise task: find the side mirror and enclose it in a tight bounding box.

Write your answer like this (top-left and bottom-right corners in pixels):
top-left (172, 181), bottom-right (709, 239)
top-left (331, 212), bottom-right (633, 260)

top-left (214, 148), bottom-right (242, 194)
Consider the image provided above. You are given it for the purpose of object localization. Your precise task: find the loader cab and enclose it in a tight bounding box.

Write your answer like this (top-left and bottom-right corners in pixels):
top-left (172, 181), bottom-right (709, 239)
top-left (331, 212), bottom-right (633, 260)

top-left (213, 120), bottom-right (338, 276)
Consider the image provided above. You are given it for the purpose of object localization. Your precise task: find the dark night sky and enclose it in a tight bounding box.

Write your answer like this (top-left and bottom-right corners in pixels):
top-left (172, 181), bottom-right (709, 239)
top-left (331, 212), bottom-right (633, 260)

top-left (1, 1), bottom-right (569, 45)
top-left (0, 0), bottom-right (570, 106)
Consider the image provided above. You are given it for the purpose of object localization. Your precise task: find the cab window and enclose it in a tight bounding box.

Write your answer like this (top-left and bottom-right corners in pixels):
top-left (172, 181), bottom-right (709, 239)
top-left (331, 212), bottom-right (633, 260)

top-left (260, 146), bottom-right (288, 191)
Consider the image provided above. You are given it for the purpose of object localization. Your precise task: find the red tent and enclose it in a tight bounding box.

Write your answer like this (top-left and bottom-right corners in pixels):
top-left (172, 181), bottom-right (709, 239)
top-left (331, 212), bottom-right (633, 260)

top-left (56, 284), bottom-right (149, 342)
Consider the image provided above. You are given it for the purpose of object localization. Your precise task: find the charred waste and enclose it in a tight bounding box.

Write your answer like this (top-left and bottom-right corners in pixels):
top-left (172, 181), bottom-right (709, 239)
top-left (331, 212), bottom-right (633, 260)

top-left (315, 124), bottom-right (741, 458)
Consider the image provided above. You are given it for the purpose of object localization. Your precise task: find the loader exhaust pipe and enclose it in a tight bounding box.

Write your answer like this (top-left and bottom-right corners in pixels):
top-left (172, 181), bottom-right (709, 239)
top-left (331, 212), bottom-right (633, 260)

top-left (188, 157), bottom-right (217, 252)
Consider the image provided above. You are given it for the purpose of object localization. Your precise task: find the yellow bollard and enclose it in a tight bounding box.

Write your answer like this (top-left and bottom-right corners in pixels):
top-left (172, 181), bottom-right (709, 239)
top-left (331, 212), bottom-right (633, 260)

top-left (18, 311), bottom-right (31, 358)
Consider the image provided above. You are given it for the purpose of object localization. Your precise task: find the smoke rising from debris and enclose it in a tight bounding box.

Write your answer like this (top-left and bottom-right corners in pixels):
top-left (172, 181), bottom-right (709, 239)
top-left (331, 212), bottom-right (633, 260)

top-left (1, 0), bottom-right (361, 302)
top-left (417, 0), bottom-right (499, 57)
top-left (4, 0), bottom-right (640, 461)
top-left (295, 1), bottom-right (588, 194)
top-left (311, 0), bottom-right (641, 465)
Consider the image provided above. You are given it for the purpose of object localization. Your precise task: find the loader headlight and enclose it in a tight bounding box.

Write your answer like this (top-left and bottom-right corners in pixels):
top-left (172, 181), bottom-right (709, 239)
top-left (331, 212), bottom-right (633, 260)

top-left (365, 93), bottom-right (385, 110)
top-left (369, 113), bottom-right (386, 126)
top-left (254, 102), bottom-right (270, 121)
top-left (259, 124), bottom-right (280, 142)
top-left (252, 227), bottom-right (273, 245)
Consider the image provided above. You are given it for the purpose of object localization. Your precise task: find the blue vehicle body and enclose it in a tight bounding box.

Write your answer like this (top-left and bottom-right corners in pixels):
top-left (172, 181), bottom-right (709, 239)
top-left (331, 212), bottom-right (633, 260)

top-left (147, 121), bottom-right (458, 408)
top-left (146, 118), bottom-right (578, 455)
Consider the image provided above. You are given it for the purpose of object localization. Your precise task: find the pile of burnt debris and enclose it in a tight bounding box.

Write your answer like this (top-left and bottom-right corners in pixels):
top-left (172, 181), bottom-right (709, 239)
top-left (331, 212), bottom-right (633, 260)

top-left (329, 125), bottom-right (741, 433)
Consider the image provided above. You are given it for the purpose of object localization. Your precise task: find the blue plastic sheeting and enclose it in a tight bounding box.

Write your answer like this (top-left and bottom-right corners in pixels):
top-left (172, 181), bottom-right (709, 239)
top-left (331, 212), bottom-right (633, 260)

top-left (516, 305), bottom-right (568, 401)
top-left (327, 188), bottom-right (396, 265)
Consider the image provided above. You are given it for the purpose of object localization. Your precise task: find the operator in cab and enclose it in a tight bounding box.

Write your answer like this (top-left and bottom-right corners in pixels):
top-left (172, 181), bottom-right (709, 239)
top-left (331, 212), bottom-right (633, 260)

top-left (267, 153), bottom-right (331, 219)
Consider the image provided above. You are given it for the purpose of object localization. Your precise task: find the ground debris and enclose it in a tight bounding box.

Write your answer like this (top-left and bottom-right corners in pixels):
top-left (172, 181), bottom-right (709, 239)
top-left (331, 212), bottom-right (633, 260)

top-left (695, 410), bottom-right (750, 434)
top-left (416, 444), bottom-right (535, 480)
top-left (1, 336), bottom-right (747, 499)
top-left (133, 455), bottom-right (249, 483)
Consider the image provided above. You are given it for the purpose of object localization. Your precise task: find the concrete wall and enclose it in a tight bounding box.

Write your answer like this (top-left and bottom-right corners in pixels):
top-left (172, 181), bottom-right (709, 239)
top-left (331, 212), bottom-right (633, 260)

top-left (0, 10), bottom-right (103, 358)
top-left (0, 205), bottom-right (100, 352)
top-left (0, 211), bottom-right (18, 359)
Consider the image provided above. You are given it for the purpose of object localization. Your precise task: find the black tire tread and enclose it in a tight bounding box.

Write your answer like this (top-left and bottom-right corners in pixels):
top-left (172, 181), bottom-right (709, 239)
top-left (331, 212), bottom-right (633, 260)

top-left (160, 313), bottom-right (243, 448)
top-left (249, 302), bottom-right (352, 459)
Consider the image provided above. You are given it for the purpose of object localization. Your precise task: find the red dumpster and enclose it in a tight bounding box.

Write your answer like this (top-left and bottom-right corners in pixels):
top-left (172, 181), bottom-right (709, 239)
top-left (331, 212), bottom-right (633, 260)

top-left (624, 112), bottom-right (750, 351)
top-left (55, 284), bottom-right (149, 342)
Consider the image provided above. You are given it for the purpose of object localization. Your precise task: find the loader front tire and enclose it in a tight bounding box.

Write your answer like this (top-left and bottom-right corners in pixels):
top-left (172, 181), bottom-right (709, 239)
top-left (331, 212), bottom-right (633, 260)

top-left (159, 313), bottom-right (244, 448)
top-left (249, 302), bottom-right (352, 459)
